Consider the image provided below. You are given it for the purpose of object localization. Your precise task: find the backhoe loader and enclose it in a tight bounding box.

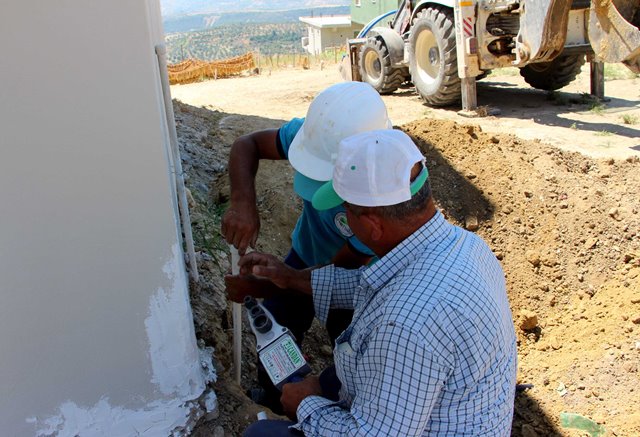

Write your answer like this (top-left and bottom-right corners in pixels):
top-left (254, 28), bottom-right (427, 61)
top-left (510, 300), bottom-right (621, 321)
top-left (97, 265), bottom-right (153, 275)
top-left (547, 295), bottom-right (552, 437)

top-left (346, 0), bottom-right (640, 110)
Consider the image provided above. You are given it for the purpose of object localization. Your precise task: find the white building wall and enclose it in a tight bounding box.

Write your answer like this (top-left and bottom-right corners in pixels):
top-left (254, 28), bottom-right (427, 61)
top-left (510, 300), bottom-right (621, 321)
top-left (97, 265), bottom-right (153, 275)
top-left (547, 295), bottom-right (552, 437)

top-left (0, 1), bottom-right (210, 435)
top-left (304, 25), bottom-right (358, 55)
top-left (306, 27), bottom-right (322, 55)
top-left (326, 27), bottom-right (351, 49)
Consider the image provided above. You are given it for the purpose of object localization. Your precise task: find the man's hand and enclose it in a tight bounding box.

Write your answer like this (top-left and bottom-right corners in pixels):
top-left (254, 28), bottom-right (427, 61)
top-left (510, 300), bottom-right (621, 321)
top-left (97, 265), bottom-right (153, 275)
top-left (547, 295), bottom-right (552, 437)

top-left (224, 275), bottom-right (293, 303)
top-left (224, 275), bottom-right (265, 303)
top-left (221, 201), bottom-right (259, 255)
top-left (236, 252), bottom-right (296, 289)
top-left (281, 376), bottom-right (322, 421)
top-left (235, 252), bottom-right (313, 294)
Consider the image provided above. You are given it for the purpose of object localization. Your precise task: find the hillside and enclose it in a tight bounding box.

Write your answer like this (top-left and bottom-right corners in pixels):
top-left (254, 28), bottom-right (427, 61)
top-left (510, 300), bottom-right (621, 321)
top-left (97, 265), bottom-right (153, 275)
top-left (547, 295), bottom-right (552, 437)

top-left (162, 6), bottom-right (350, 62)
top-left (164, 23), bottom-right (308, 62)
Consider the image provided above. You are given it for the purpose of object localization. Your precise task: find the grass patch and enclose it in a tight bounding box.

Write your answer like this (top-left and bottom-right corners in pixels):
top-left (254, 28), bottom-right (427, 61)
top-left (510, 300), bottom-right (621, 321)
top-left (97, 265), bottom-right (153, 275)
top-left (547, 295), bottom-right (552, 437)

top-left (576, 92), bottom-right (596, 104)
top-left (589, 102), bottom-right (606, 114)
top-left (595, 130), bottom-right (613, 136)
top-left (621, 114), bottom-right (638, 125)
top-left (568, 93), bottom-right (608, 113)
top-left (190, 191), bottom-right (228, 259)
top-left (604, 63), bottom-right (640, 81)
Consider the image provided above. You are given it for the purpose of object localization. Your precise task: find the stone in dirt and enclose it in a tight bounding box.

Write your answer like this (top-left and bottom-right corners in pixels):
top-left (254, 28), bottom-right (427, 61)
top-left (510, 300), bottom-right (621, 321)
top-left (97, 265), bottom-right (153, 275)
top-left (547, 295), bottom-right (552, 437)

top-left (608, 207), bottom-right (622, 221)
top-left (519, 310), bottom-right (539, 331)
top-left (525, 250), bottom-right (541, 267)
top-left (465, 215), bottom-right (479, 231)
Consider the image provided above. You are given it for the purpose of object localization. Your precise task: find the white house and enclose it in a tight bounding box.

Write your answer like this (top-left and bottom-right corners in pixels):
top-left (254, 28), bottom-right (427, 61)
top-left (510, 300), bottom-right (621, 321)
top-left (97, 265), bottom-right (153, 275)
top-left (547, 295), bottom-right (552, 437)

top-left (0, 1), bottom-right (213, 435)
top-left (299, 15), bottom-right (360, 55)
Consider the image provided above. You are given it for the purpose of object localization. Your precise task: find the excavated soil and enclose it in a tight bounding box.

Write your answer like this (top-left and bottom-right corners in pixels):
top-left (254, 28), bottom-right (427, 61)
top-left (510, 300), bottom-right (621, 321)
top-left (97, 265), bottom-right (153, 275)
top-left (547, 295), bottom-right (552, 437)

top-left (174, 98), bottom-right (640, 436)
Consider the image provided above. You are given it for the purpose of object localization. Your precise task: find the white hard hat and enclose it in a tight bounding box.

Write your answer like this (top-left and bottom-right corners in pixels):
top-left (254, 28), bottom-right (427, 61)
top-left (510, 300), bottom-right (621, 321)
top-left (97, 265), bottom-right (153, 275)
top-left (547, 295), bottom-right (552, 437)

top-left (312, 130), bottom-right (428, 210)
top-left (288, 82), bottom-right (392, 183)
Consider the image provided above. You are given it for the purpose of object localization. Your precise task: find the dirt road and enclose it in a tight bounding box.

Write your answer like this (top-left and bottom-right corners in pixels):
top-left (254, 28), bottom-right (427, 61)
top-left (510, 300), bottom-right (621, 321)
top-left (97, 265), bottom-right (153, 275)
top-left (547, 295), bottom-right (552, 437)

top-left (172, 65), bottom-right (640, 436)
top-left (171, 64), bottom-right (640, 159)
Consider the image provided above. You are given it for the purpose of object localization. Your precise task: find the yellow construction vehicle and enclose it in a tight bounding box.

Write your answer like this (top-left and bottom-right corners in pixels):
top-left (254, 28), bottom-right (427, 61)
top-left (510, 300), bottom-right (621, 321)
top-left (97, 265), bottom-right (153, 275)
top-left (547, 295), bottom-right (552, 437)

top-left (346, 0), bottom-right (640, 111)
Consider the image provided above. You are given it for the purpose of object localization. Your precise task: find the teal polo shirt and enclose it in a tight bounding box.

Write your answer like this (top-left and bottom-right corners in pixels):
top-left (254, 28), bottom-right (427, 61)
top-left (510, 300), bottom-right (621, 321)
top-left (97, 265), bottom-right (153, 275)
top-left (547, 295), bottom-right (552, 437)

top-left (277, 118), bottom-right (374, 267)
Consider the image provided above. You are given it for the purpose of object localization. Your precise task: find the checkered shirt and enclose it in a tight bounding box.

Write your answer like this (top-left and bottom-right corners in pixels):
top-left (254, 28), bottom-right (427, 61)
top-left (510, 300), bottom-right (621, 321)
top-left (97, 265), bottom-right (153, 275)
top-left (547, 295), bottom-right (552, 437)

top-left (293, 211), bottom-right (517, 436)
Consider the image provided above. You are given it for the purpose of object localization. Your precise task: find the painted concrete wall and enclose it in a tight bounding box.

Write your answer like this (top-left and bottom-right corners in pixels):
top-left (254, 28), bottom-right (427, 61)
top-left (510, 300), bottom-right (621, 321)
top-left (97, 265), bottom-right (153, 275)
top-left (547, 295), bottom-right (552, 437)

top-left (0, 1), bottom-right (211, 435)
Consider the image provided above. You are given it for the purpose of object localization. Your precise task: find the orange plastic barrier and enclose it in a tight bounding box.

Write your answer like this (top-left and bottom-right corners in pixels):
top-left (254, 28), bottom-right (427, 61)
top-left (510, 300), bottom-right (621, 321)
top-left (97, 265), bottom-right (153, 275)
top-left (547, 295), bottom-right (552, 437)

top-left (168, 53), bottom-right (255, 84)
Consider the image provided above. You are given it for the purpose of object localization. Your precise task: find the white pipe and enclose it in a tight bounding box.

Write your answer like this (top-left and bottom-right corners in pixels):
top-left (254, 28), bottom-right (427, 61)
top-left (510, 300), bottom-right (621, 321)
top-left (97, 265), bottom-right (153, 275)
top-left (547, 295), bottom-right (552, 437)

top-left (230, 245), bottom-right (242, 385)
top-left (155, 44), bottom-right (199, 282)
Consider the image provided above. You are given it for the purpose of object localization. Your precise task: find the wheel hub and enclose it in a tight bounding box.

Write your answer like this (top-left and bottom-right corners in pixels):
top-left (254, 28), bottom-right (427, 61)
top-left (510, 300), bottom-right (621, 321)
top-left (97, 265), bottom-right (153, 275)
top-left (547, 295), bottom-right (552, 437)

top-left (429, 47), bottom-right (439, 66)
top-left (415, 29), bottom-right (440, 84)
top-left (364, 50), bottom-right (382, 81)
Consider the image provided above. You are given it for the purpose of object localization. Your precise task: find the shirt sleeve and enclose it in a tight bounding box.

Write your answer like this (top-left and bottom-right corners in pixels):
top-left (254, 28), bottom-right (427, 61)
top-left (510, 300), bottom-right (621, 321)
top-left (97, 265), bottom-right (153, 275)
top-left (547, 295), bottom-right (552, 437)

top-left (311, 265), bottom-right (363, 325)
top-left (276, 117), bottom-right (305, 159)
top-left (293, 323), bottom-right (453, 436)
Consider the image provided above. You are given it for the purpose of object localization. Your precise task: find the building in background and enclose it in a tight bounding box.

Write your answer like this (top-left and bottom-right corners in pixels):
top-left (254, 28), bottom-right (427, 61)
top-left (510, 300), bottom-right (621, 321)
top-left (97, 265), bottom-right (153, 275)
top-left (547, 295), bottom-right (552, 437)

top-left (299, 15), bottom-right (359, 55)
top-left (0, 1), bottom-right (213, 435)
top-left (299, 1), bottom-right (399, 54)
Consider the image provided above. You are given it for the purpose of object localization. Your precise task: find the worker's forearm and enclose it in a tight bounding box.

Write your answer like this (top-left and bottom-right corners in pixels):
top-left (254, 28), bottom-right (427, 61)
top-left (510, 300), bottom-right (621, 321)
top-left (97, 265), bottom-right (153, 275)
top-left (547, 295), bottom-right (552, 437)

top-left (225, 275), bottom-right (309, 303)
top-left (286, 268), bottom-right (313, 296)
top-left (228, 136), bottom-right (260, 204)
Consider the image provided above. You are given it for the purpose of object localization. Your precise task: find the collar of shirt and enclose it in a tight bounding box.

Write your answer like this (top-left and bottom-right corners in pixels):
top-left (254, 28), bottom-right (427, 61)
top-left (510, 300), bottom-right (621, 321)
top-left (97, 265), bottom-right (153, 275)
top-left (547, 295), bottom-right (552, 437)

top-left (361, 210), bottom-right (452, 293)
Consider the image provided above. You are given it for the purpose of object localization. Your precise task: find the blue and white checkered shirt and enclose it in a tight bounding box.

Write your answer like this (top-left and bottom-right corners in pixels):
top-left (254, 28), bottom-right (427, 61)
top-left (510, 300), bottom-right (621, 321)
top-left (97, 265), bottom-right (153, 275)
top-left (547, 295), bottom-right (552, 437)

top-left (293, 211), bottom-right (517, 436)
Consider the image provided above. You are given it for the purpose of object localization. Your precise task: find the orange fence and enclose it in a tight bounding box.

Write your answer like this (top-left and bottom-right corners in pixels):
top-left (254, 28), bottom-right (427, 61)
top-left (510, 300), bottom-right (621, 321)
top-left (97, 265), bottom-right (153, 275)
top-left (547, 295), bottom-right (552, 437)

top-left (167, 53), bottom-right (255, 84)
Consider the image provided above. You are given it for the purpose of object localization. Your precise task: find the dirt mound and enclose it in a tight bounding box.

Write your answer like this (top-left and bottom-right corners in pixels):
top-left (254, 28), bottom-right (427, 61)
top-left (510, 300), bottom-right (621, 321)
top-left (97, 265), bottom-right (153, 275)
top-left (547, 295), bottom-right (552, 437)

top-left (175, 101), bottom-right (640, 436)
top-left (402, 118), bottom-right (640, 435)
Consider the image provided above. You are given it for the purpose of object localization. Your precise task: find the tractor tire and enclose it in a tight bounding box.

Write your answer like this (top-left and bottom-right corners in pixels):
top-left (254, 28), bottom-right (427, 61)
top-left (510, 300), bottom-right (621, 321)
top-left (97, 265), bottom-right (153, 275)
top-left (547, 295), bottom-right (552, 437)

top-left (401, 66), bottom-right (411, 83)
top-left (409, 7), bottom-right (460, 106)
top-left (358, 37), bottom-right (405, 95)
top-left (519, 54), bottom-right (586, 91)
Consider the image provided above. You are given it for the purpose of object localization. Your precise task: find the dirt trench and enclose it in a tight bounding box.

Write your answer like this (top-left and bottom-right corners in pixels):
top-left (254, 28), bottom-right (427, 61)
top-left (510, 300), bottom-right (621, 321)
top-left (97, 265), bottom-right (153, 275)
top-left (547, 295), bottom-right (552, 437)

top-left (174, 100), bottom-right (640, 437)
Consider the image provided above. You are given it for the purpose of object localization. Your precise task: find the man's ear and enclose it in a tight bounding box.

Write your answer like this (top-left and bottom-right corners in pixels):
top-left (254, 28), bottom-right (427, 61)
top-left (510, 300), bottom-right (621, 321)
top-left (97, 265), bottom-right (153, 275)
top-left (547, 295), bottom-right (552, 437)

top-left (360, 212), bottom-right (384, 242)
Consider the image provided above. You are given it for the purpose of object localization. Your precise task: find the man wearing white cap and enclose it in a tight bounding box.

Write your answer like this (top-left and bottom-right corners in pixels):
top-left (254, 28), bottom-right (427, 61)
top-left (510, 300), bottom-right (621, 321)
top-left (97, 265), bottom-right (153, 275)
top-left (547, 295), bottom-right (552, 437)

top-left (238, 129), bottom-right (517, 436)
top-left (222, 82), bottom-right (392, 411)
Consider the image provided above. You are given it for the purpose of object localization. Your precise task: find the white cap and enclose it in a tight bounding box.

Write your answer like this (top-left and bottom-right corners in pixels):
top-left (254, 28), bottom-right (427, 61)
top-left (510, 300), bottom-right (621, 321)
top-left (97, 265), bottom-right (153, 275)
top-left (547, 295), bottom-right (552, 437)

top-left (312, 130), bottom-right (428, 210)
top-left (288, 82), bottom-right (392, 183)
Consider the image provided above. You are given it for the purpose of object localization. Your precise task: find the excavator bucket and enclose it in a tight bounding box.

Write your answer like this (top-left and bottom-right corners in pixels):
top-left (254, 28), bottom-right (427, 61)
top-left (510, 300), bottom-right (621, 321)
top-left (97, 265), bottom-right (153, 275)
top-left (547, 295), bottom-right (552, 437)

top-left (588, 0), bottom-right (640, 73)
top-left (514, 0), bottom-right (572, 65)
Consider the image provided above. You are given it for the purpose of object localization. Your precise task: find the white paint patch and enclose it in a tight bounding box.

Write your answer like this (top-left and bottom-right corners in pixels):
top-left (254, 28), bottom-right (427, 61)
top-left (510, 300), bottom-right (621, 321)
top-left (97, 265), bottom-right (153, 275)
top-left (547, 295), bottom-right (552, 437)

top-left (28, 397), bottom-right (203, 437)
top-left (145, 243), bottom-right (203, 396)
top-left (28, 244), bottom-right (218, 436)
top-left (199, 344), bottom-right (218, 386)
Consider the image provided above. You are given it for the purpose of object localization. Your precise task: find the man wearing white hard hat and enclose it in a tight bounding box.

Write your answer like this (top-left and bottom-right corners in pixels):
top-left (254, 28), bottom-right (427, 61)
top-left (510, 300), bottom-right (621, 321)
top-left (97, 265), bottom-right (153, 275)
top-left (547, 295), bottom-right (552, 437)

top-left (238, 129), bottom-right (517, 436)
top-left (221, 82), bottom-right (392, 412)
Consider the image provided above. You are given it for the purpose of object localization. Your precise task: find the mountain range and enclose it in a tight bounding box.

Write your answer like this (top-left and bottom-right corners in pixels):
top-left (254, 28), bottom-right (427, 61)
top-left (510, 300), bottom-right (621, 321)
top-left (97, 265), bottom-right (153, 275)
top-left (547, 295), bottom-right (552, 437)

top-left (162, 6), bottom-right (349, 33)
top-left (160, 0), bottom-right (350, 18)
